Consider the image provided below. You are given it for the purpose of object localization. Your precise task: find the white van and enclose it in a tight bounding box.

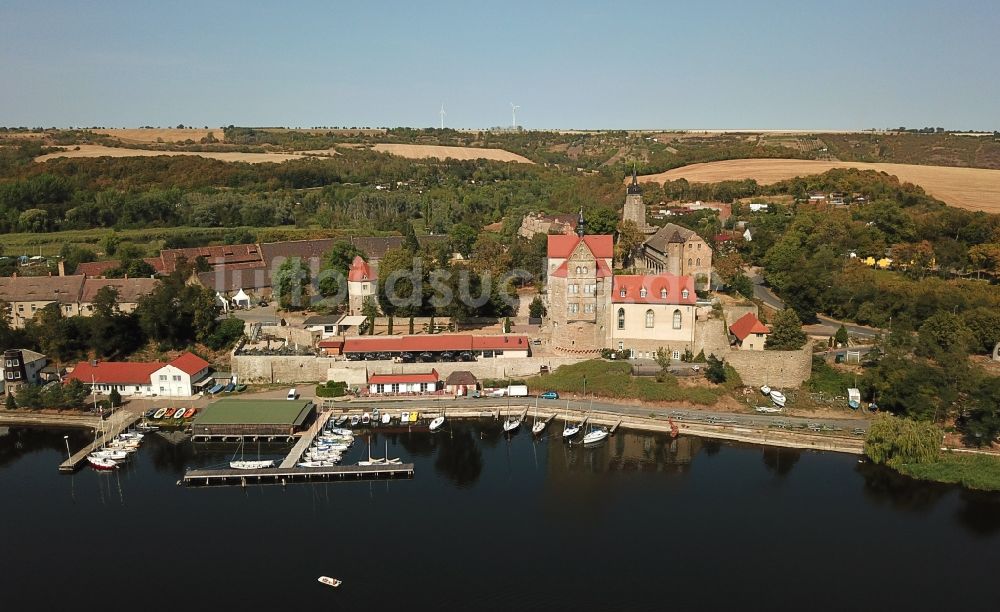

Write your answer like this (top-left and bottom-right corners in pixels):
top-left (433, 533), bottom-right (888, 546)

top-left (286, 388), bottom-right (298, 400)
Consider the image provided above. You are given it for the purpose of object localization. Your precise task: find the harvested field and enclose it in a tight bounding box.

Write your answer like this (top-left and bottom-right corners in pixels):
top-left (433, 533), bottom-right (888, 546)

top-left (370, 143), bottom-right (533, 164)
top-left (638, 159), bottom-right (1000, 213)
top-left (92, 128), bottom-right (224, 143)
top-left (35, 144), bottom-right (304, 164)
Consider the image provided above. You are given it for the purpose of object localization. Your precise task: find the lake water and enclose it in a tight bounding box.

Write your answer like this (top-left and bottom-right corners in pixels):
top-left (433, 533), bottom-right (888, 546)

top-left (1, 423), bottom-right (998, 611)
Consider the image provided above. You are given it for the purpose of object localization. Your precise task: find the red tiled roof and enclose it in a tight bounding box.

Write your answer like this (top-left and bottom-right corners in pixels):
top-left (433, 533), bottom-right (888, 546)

top-left (66, 361), bottom-right (164, 386)
top-left (348, 256), bottom-right (375, 282)
top-left (729, 313), bottom-right (770, 341)
top-left (546, 235), bottom-right (614, 259)
top-left (318, 339), bottom-right (345, 348)
top-left (80, 278), bottom-right (159, 303)
top-left (368, 369), bottom-right (439, 384)
top-left (611, 274), bottom-right (697, 305)
top-left (76, 258), bottom-right (165, 277)
top-left (167, 352), bottom-right (210, 376)
top-left (343, 334), bottom-right (530, 354)
top-left (549, 257), bottom-right (613, 279)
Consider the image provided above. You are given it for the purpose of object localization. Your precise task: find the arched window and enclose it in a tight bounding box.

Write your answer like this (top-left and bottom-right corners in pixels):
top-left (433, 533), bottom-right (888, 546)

top-left (617, 308), bottom-right (625, 330)
top-left (575, 266), bottom-right (581, 274)
top-left (696, 258), bottom-right (701, 266)
top-left (639, 288), bottom-right (647, 298)
top-left (660, 288), bottom-right (667, 299)
top-left (645, 309), bottom-right (654, 328)
top-left (688, 258), bottom-right (693, 266)
top-left (583, 266), bottom-right (588, 274)
top-left (672, 309), bottom-right (682, 329)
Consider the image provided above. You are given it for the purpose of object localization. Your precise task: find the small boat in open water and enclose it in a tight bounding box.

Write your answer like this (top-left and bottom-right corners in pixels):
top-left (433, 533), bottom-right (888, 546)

top-left (429, 416), bottom-right (445, 432)
top-left (318, 576), bottom-right (342, 588)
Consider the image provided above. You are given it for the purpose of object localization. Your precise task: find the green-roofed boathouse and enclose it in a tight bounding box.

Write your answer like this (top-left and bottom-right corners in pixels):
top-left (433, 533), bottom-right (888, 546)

top-left (191, 398), bottom-right (315, 441)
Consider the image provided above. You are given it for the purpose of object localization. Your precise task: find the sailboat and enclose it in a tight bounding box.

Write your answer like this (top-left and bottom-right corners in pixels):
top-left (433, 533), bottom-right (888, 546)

top-left (384, 440), bottom-right (402, 465)
top-left (531, 397), bottom-right (546, 436)
top-left (229, 438), bottom-right (274, 470)
top-left (358, 436), bottom-right (387, 466)
top-left (582, 425), bottom-right (609, 445)
top-left (502, 413), bottom-right (522, 433)
top-left (562, 402), bottom-right (581, 439)
top-left (87, 455), bottom-right (118, 470)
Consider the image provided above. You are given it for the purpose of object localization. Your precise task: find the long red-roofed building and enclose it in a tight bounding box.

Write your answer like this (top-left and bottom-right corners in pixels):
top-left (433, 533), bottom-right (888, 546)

top-left (343, 334), bottom-right (529, 361)
top-left (66, 351), bottom-right (213, 397)
top-left (367, 369), bottom-right (441, 395)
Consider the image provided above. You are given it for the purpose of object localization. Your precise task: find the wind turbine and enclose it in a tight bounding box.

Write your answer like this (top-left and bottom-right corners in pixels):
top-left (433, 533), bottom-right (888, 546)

top-left (439, 104), bottom-right (446, 129)
top-left (510, 103), bottom-right (520, 129)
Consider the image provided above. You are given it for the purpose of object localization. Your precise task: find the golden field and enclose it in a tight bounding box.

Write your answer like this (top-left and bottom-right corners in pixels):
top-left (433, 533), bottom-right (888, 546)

top-left (34, 144), bottom-right (304, 164)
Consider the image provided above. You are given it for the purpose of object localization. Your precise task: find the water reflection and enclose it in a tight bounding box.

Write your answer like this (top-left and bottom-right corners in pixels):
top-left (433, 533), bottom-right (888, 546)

top-left (433, 428), bottom-right (483, 487)
top-left (761, 447), bottom-right (802, 477)
top-left (0, 427), bottom-right (90, 468)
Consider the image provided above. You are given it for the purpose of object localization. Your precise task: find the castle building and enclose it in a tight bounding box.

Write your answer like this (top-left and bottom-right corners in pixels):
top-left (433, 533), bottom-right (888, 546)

top-left (545, 233), bottom-right (614, 352)
top-left (347, 256), bottom-right (378, 315)
top-left (639, 223), bottom-right (713, 288)
top-left (623, 169), bottom-right (656, 235)
top-left (608, 274), bottom-right (697, 359)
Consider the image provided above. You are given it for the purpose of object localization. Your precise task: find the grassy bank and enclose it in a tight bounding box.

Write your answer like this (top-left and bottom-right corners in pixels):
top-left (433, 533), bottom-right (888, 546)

top-left (524, 360), bottom-right (722, 406)
top-left (897, 452), bottom-right (1000, 491)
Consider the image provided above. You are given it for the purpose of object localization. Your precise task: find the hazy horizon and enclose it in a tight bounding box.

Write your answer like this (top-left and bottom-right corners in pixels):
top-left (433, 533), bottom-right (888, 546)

top-left (2, 0), bottom-right (998, 130)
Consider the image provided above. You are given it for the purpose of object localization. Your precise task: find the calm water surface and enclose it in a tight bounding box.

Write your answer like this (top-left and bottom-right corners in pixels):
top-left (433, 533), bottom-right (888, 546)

top-left (1, 423), bottom-right (998, 611)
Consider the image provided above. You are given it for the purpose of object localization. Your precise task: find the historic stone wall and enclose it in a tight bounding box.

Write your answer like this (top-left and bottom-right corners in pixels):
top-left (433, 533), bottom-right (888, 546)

top-left (724, 342), bottom-right (813, 388)
top-left (233, 355), bottom-right (335, 384)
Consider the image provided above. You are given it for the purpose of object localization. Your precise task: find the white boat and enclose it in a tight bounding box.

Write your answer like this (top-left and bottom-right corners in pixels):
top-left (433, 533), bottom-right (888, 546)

top-left (381, 413), bottom-right (391, 425)
top-left (502, 417), bottom-right (521, 433)
top-left (318, 434), bottom-right (353, 442)
top-left (318, 576), bottom-right (342, 588)
top-left (327, 427), bottom-right (353, 437)
top-left (333, 416), bottom-right (348, 426)
top-left (847, 388), bottom-right (861, 410)
top-left (760, 385), bottom-right (771, 396)
top-left (361, 413), bottom-right (371, 424)
top-left (173, 408), bottom-right (186, 419)
top-left (428, 416), bottom-right (445, 432)
top-left (358, 437), bottom-right (386, 466)
top-left (532, 421), bottom-right (546, 435)
top-left (755, 406), bottom-right (783, 414)
top-left (87, 455), bottom-right (118, 470)
top-left (118, 432), bottom-right (144, 440)
top-left (770, 391), bottom-right (787, 407)
top-left (153, 408), bottom-right (167, 419)
top-left (298, 461), bottom-right (325, 468)
top-left (90, 449), bottom-right (129, 461)
top-left (349, 415), bottom-right (361, 427)
top-left (313, 444), bottom-right (350, 453)
top-left (229, 460), bottom-right (275, 470)
top-left (400, 411), bottom-right (410, 423)
top-left (583, 427), bottom-right (609, 445)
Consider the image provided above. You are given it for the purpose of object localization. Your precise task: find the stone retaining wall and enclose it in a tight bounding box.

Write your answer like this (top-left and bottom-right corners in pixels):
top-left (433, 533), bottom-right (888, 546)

top-left (724, 342), bottom-right (812, 388)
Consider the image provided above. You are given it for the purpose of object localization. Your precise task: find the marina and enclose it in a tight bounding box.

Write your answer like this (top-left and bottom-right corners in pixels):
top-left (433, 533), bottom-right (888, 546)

top-left (181, 463), bottom-right (415, 487)
top-left (57, 410), bottom-right (142, 473)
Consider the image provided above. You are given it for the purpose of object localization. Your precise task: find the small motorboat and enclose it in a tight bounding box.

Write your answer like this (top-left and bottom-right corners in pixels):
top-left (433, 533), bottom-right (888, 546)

top-left (583, 427), bottom-right (609, 445)
top-left (361, 413), bottom-right (371, 425)
top-left (562, 423), bottom-right (581, 439)
top-left (770, 391), bottom-right (787, 407)
top-left (372, 408), bottom-right (381, 422)
top-left (208, 383), bottom-right (224, 394)
top-left (91, 449), bottom-right (129, 461)
top-left (381, 413), bottom-right (391, 425)
top-left (760, 385), bottom-right (772, 396)
top-left (334, 416), bottom-right (349, 427)
top-left (235, 384), bottom-right (247, 392)
top-left (145, 409), bottom-right (156, 418)
top-left (173, 408), bottom-right (186, 419)
top-left (429, 416), bottom-right (445, 432)
top-left (327, 427), bottom-right (353, 437)
top-left (400, 411), bottom-right (410, 423)
top-left (163, 408), bottom-right (176, 418)
top-left (349, 415), bottom-right (361, 427)
top-left (119, 432), bottom-right (144, 440)
top-left (318, 576), bottom-right (342, 588)
top-left (503, 417), bottom-right (521, 433)
top-left (136, 423), bottom-right (159, 433)
top-left (847, 388), bottom-right (861, 410)
top-left (408, 412), bottom-right (418, 423)
top-left (153, 407), bottom-right (167, 419)
top-left (183, 407), bottom-right (196, 418)
top-left (229, 460), bottom-right (275, 470)
top-left (87, 455), bottom-right (118, 470)
top-left (298, 461), bottom-right (325, 468)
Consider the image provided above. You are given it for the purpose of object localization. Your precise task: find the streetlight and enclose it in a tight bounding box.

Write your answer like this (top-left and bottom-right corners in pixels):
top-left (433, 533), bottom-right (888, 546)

top-left (63, 435), bottom-right (71, 461)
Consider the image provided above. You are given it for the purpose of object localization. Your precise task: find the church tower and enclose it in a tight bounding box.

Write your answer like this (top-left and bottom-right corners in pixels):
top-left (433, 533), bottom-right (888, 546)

top-left (576, 207), bottom-right (585, 237)
top-left (622, 167), bottom-right (654, 234)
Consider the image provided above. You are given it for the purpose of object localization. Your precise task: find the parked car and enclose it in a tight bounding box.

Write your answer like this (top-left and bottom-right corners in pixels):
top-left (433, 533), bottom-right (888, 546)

top-left (287, 387), bottom-right (298, 400)
top-left (540, 391), bottom-right (559, 400)
top-left (531, 338), bottom-right (542, 345)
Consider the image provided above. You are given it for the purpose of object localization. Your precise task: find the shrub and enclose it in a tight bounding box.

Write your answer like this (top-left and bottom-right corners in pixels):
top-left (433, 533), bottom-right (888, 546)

top-left (315, 381), bottom-right (347, 398)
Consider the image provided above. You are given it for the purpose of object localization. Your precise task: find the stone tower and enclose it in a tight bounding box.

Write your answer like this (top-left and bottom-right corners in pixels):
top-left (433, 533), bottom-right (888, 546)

top-left (623, 168), bottom-right (654, 234)
top-left (576, 208), bottom-right (585, 237)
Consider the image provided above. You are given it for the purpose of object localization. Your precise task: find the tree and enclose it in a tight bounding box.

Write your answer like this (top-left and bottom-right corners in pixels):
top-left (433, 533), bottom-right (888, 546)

top-left (204, 317), bottom-right (246, 350)
top-left (864, 414), bottom-right (940, 467)
top-left (109, 388), bottom-right (122, 409)
top-left (528, 295), bottom-right (546, 319)
top-left (963, 376), bottom-right (1000, 446)
top-left (765, 309), bottom-right (807, 350)
top-left (615, 220), bottom-right (644, 269)
top-left (449, 223), bottom-right (478, 258)
top-left (916, 312), bottom-right (973, 361)
top-left (834, 325), bottom-right (849, 347)
top-left (962, 307), bottom-right (1000, 354)
top-left (586, 208), bottom-right (618, 235)
top-left (968, 243), bottom-right (1000, 277)
top-left (5, 393), bottom-right (16, 410)
top-left (274, 257), bottom-right (312, 311)
top-left (704, 354), bottom-right (727, 384)
top-left (318, 240), bottom-right (363, 301)
top-left (403, 222), bottom-right (421, 253)
top-left (361, 295), bottom-right (379, 335)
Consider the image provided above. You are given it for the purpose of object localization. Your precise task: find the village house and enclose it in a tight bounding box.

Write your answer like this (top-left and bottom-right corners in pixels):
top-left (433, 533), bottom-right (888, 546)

top-left (0, 276), bottom-right (158, 329)
top-left (366, 369), bottom-right (441, 396)
top-left (65, 352), bottom-right (212, 398)
top-left (2, 349), bottom-right (49, 395)
top-left (728, 312), bottom-right (770, 351)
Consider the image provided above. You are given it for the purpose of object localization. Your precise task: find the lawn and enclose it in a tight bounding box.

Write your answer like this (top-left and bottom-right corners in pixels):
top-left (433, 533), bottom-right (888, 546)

top-left (898, 452), bottom-right (1000, 492)
top-left (525, 360), bottom-right (722, 406)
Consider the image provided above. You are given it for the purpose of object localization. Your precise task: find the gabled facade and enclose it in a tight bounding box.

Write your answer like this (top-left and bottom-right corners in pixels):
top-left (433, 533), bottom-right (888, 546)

top-left (546, 234), bottom-right (614, 352)
top-left (608, 274), bottom-right (697, 359)
top-left (2, 349), bottom-right (47, 395)
top-left (729, 312), bottom-right (770, 351)
top-left (640, 223), bottom-right (713, 288)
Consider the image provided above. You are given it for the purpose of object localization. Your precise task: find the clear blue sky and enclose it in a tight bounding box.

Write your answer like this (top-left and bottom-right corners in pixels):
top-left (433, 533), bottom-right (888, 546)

top-left (1, 0), bottom-right (997, 130)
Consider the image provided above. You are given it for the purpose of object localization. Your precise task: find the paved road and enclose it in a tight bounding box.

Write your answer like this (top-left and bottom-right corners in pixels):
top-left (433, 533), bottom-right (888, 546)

top-left (345, 395), bottom-right (871, 433)
top-left (749, 272), bottom-right (882, 339)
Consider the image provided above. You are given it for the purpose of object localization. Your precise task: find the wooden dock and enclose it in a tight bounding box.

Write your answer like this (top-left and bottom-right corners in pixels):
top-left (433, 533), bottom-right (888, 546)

top-left (181, 463), bottom-right (415, 487)
top-left (609, 419), bottom-right (623, 434)
top-left (58, 410), bottom-right (142, 473)
top-left (279, 410), bottom-right (333, 469)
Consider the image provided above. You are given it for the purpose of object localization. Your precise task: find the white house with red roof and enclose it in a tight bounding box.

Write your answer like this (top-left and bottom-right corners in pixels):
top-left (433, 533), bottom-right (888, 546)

top-left (347, 255), bottom-right (378, 315)
top-left (66, 352), bottom-right (211, 397)
top-left (728, 312), bottom-right (770, 351)
top-left (366, 369), bottom-right (441, 395)
top-left (608, 273), bottom-right (698, 359)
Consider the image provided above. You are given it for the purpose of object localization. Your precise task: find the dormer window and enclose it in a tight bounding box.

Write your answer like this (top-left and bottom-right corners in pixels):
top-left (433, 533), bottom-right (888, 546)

top-left (619, 289), bottom-right (626, 297)
top-left (639, 288), bottom-right (647, 298)
top-left (660, 288), bottom-right (667, 299)
top-left (681, 289), bottom-right (689, 299)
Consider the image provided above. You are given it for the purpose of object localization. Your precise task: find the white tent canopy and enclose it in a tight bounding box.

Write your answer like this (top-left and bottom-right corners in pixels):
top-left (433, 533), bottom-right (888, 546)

top-left (232, 289), bottom-right (251, 307)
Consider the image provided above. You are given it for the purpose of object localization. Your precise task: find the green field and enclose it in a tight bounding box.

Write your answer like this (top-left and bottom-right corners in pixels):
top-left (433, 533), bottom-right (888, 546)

top-left (525, 360), bottom-right (722, 405)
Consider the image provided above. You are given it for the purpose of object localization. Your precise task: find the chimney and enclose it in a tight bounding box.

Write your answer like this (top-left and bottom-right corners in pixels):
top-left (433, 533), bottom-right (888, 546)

top-left (58, 260), bottom-right (66, 276)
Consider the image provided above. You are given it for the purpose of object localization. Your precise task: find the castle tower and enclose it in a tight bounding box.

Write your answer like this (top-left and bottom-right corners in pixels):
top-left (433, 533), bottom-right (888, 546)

top-left (623, 167), bottom-right (654, 234)
top-left (576, 208), bottom-right (585, 237)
